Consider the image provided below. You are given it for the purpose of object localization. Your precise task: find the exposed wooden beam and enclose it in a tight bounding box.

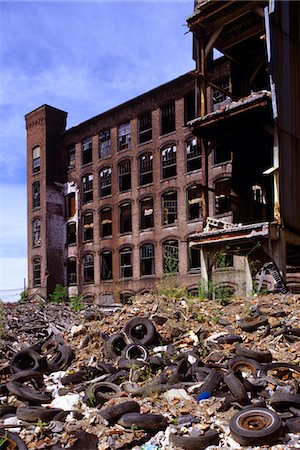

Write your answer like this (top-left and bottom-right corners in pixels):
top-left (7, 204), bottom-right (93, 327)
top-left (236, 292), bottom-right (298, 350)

top-left (205, 26), bottom-right (223, 58)
top-left (207, 80), bottom-right (237, 101)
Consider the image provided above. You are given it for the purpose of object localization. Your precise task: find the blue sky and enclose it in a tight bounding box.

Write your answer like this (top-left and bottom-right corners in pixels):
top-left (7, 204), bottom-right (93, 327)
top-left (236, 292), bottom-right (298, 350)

top-left (0, 0), bottom-right (194, 301)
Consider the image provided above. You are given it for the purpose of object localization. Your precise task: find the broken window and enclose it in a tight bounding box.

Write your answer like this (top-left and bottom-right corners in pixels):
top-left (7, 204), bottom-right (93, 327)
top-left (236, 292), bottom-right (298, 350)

top-left (161, 101), bottom-right (175, 135)
top-left (163, 240), bottom-right (179, 274)
top-left (99, 130), bottom-right (111, 159)
top-left (189, 246), bottom-right (201, 271)
top-left (186, 138), bottom-right (201, 172)
top-left (32, 181), bottom-right (40, 209)
top-left (162, 191), bottom-right (177, 225)
top-left (118, 122), bottom-right (131, 152)
top-left (67, 222), bottom-right (76, 245)
top-left (83, 254), bottom-right (94, 284)
top-left (82, 174), bottom-right (93, 203)
top-left (215, 178), bottom-right (231, 215)
top-left (139, 111), bottom-right (152, 143)
top-left (33, 257), bottom-right (41, 287)
top-left (161, 145), bottom-right (177, 179)
top-left (214, 254), bottom-right (234, 269)
top-left (32, 218), bottom-right (41, 247)
top-left (32, 146), bottom-right (41, 173)
top-left (187, 185), bottom-right (202, 221)
top-left (67, 145), bottom-right (75, 170)
top-left (100, 251), bottom-right (113, 280)
top-left (99, 167), bottom-right (112, 197)
top-left (184, 90), bottom-right (196, 124)
top-left (82, 137), bottom-right (92, 165)
top-left (212, 77), bottom-right (230, 105)
top-left (119, 202), bottom-right (132, 234)
top-left (100, 207), bottom-right (112, 238)
top-left (83, 212), bottom-right (94, 242)
top-left (140, 243), bottom-right (155, 276)
top-left (252, 184), bottom-right (266, 204)
top-left (67, 258), bottom-right (77, 285)
top-left (139, 153), bottom-right (153, 186)
top-left (120, 247), bottom-right (133, 278)
top-left (213, 145), bottom-right (231, 165)
top-left (140, 197), bottom-right (154, 230)
top-left (118, 160), bottom-right (131, 192)
top-left (66, 192), bottom-right (76, 219)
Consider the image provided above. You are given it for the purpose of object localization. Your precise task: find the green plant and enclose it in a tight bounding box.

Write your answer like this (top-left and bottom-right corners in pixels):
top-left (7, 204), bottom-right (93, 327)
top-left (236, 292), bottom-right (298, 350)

top-left (48, 284), bottom-right (67, 303)
top-left (0, 301), bottom-right (6, 338)
top-left (214, 285), bottom-right (234, 305)
top-left (35, 418), bottom-right (48, 428)
top-left (130, 423), bottom-right (138, 431)
top-left (156, 278), bottom-right (186, 299)
top-left (0, 432), bottom-right (8, 446)
top-left (197, 279), bottom-right (214, 300)
top-left (69, 294), bottom-right (85, 312)
top-left (19, 289), bottom-right (28, 303)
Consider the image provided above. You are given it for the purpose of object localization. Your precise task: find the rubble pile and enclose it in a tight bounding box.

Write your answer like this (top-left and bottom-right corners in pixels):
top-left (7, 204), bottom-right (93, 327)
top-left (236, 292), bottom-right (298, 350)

top-left (0, 293), bottom-right (299, 449)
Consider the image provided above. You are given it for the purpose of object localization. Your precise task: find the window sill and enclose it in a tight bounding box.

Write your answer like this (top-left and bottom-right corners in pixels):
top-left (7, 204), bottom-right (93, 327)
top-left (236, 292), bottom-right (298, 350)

top-left (212, 161), bottom-right (232, 168)
top-left (119, 232), bottom-right (132, 236)
top-left (98, 154), bottom-right (112, 161)
top-left (118, 189), bottom-right (132, 195)
top-left (67, 283), bottom-right (77, 287)
top-left (67, 243), bottom-right (77, 247)
top-left (32, 207), bottom-right (41, 211)
top-left (99, 194), bottom-right (112, 200)
top-left (159, 130), bottom-right (176, 139)
top-left (161, 175), bottom-right (177, 182)
top-left (100, 279), bottom-right (113, 283)
top-left (140, 274), bottom-right (156, 279)
top-left (118, 147), bottom-right (132, 154)
top-left (83, 240), bottom-right (94, 244)
top-left (118, 277), bottom-right (133, 281)
top-left (82, 162), bottom-right (93, 168)
top-left (162, 223), bottom-right (178, 228)
top-left (137, 139), bottom-right (153, 147)
top-left (32, 171), bottom-right (41, 176)
top-left (101, 235), bottom-right (112, 239)
top-left (213, 267), bottom-right (234, 272)
top-left (187, 218), bottom-right (203, 224)
top-left (32, 245), bottom-right (41, 249)
top-left (138, 183), bottom-right (154, 189)
top-left (188, 269), bottom-right (201, 274)
top-left (140, 227), bottom-right (155, 232)
top-left (186, 169), bottom-right (202, 175)
top-left (83, 282), bottom-right (94, 285)
top-left (67, 167), bottom-right (76, 173)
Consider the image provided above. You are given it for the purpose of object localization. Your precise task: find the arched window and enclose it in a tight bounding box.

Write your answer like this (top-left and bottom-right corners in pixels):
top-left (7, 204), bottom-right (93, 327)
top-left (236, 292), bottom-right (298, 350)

top-left (99, 167), bottom-right (112, 197)
top-left (32, 218), bottom-right (41, 247)
top-left (82, 174), bottom-right (93, 203)
top-left (67, 145), bottom-right (75, 170)
top-left (118, 160), bottom-right (131, 192)
top-left (161, 145), bottom-right (176, 179)
top-left (187, 185), bottom-right (202, 221)
top-left (32, 181), bottom-right (40, 209)
top-left (67, 222), bottom-right (76, 245)
top-left (100, 251), bottom-right (113, 280)
top-left (119, 202), bottom-right (132, 234)
top-left (140, 197), bottom-right (154, 230)
top-left (252, 184), bottom-right (266, 205)
top-left (33, 257), bottom-right (41, 287)
top-left (163, 240), bottom-right (179, 274)
top-left (119, 247), bottom-right (133, 279)
top-left (186, 138), bottom-right (201, 172)
top-left (67, 258), bottom-right (77, 285)
top-left (32, 146), bottom-right (41, 173)
top-left (99, 207), bottom-right (112, 238)
top-left (139, 153), bottom-right (153, 186)
top-left (140, 243), bottom-right (155, 276)
top-left (83, 212), bottom-right (94, 242)
top-left (82, 137), bottom-right (92, 165)
top-left (83, 254), bottom-right (94, 284)
top-left (215, 178), bottom-right (231, 215)
top-left (162, 191), bottom-right (177, 225)
top-left (99, 130), bottom-right (111, 159)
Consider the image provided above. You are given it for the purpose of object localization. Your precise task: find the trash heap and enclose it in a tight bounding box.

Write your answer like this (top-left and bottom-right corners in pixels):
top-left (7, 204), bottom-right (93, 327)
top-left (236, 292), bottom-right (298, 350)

top-left (0, 292), bottom-right (300, 449)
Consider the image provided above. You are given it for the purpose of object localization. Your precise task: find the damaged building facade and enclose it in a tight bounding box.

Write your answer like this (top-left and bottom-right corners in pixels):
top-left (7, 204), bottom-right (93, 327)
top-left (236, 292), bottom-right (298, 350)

top-left (26, 0), bottom-right (300, 302)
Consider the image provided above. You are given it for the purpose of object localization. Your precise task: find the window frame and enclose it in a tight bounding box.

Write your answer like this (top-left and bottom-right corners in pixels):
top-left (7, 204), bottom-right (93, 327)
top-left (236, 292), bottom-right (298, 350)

top-left (67, 221), bottom-right (77, 245)
top-left (162, 191), bottom-right (178, 226)
top-left (82, 174), bottom-right (93, 203)
top-left (163, 240), bottom-right (179, 274)
top-left (214, 178), bottom-right (232, 215)
top-left (99, 167), bottom-right (112, 197)
top-left (119, 202), bottom-right (132, 234)
top-left (99, 207), bottom-right (112, 238)
top-left (99, 130), bottom-right (111, 159)
top-left (83, 253), bottom-right (94, 284)
top-left (32, 181), bottom-right (40, 209)
top-left (118, 160), bottom-right (131, 192)
top-left (140, 197), bottom-right (154, 230)
top-left (140, 243), bottom-right (155, 276)
top-left (187, 185), bottom-right (202, 221)
top-left (32, 218), bottom-right (41, 247)
top-left (67, 145), bottom-right (76, 171)
top-left (100, 250), bottom-right (113, 281)
top-left (186, 138), bottom-right (201, 173)
top-left (138, 111), bottom-right (152, 144)
top-left (32, 146), bottom-right (41, 174)
top-left (160, 100), bottom-right (175, 135)
top-left (33, 257), bottom-right (41, 287)
top-left (139, 152), bottom-right (153, 186)
top-left (67, 257), bottom-right (77, 285)
top-left (119, 246), bottom-right (133, 279)
top-left (161, 145), bottom-right (177, 180)
top-left (118, 122), bottom-right (131, 152)
top-left (83, 212), bottom-right (94, 242)
top-left (82, 137), bottom-right (93, 165)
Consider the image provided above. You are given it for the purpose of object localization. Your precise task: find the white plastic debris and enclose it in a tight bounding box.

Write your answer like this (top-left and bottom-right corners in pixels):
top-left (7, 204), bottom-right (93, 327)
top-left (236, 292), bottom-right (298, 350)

top-left (164, 388), bottom-right (193, 402)
top-left (70, 324), bottom-right (85, 336)
top-left (4, 416), bottom-right (23, 432)
top-left (50, 392), bottom-right (81, 410)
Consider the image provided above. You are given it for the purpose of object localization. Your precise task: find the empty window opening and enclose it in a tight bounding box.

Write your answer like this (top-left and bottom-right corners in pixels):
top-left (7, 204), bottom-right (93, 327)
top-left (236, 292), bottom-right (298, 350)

top-left (252, 184), bottom-right (266, 205)
top-left (139, 153), bottom-right (153, 186)
top-left (82, 174), bottom-right (93, 203)
top-left (161, 145), bottom-right (177, 179)
top-left (215, 178), bottom-right (231, 215)
top-left (83, 254), bottom-right (94, 284)
top-left (67, 145), bottom-right (75, 170)
top-left (119, 160), bottom-right (131, 192)
top-left (67, 222), bottom-right (76, 245)
top-left (101, 251), bottom-right (113, 280)
top-left (66, 192), bottom-right (76, 219)
top-left (163, 240), bottom-right (179, 274)
top-left (118, 122), bottom-right (131, 152)
top-left (32, 181), bottom-right (40, 209)
top-left (119, 203), bottom-right (132, 234)
top-left (99, 167), bottom-right (112, 197)
top-left (100, 207), bottom-right (112, 238)
top-left (120, 292), bottom-right (134, 304)
top-left (212, 77), bottom-right (230, 105)
top-left (99, 130), bottom-right (111, 159)
top-left (189, 247), bottom-right (201, 271)
top-left (82, 138), bottom-right (92, 165)
top-left (140, 244), bottom-right (155, 276)
top-left (186, 138), bottom-right (201, 172)
top-left (120, 247), bottom-right (133, 278)
top-left (33, 257), bottom-right (41, 287)
top-left (214, 253), bottom-right (234, 269)
top-left (162, 191), bottom-right (178, 225)
top-left (140, 197), bottom-right (154, 230)
top-left (161, 101), bottom-right (175, 135)
top-left (139, 111), bottom-right (152, 143)
top-left (32, 218), bottom-right (41, 247)
top-left (214, 145), bottom-right (232, 165)
top-left (187, 185), bottom-right (202, 221)
top-left (184, 91), bottom-right (196, 124)
top-left (32, 146), bottom-right (41, 173)
top-left (67, 258), bottom-right (77, 285)
top-left (83, 212), bottom-right (94, 242)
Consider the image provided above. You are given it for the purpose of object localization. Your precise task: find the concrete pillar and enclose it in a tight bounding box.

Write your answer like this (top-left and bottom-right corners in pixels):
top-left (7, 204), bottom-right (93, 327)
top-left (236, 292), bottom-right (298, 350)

top-left (245, 256), bottom-right (253, 296)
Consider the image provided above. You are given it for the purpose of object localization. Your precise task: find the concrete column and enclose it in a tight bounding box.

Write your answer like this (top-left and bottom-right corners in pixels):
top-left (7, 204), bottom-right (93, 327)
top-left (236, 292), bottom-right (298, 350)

top-left (245, 256), bottom-right (253, 296)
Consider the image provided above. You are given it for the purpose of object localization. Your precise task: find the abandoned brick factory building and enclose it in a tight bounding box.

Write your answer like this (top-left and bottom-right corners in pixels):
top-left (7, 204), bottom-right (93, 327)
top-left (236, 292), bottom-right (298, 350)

top-left (26, 0), bottom-right (300, 302)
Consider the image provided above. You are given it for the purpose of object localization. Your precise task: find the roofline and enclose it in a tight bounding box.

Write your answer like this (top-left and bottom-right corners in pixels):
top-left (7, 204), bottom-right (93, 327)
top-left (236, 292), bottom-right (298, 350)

top-left (25, 104), bottom-right (68, 119)
top-left (63, 71), bottom-right (195, 135)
